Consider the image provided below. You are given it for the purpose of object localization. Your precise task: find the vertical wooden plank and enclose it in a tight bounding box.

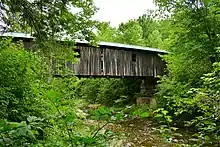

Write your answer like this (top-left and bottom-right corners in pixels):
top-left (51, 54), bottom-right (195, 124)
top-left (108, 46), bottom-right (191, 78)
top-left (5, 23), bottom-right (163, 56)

top-left (139, 52), bottom-right (142, 76)
top-left (134, 52), bottom-right (139, 76)
top-left (112, 49), bottom-right (116, 76)
top-left (88, 46), bottom-right (90, 75)
top-left (118, 50), bottom-right (121, 76)
top-left (108, 49), bottom-right (111, 76)
top-left (105, 48), bottom-right (107, 76)
top-left (89, 47), bottom-right (91, 76)
top-left (87, 46), bottom-right (90, 76)
top-left (151, 54), bottom-right (154, 77)
top-left (125, 51), bottom-right (129, 76)
top-left (123, 50), bottom-right (126, 76)
top-left (143, 52), bottom-right (148, 76)
top-left (97, 48), bottom-right (99, 75)
top-left (105, 49), bottom-right (108, 75)
top-left (103, 48), bottom-right (107, 76)
top-left (118, 50), bottom-right (123, 76)
top-left (108, 49), bottom-right (112, 76)
top-left (142, 52), bottom-right (146, 76)
top-left (94, 47), bottom-right (99, 75)
top-left (155, 54), bottom-right (158, 76)
top-left (80, 46), bottom-right (84, 75)
top-left (81, 46), bottom-right (85, 75)
top-left (131, 51), bottom-right (136, 76)
top-left (99, 48), bottom-right (103, 76)
top-left (117, 49), bottom-right (120, 76)
top-left (146, 54), bottom-right (150, 76)
top-left (141, 52), bottom-right (145, 76)
top-left (140, 53), bottom-right (143, 76)
top-left (80, 45), bottom-right (84, 75)
top-left (93, 47), bottom-right (96, 75)
top-left (154, 55), bottom-right (157, 77)
top-left (136, 52), bottom-right (139, 76)
top-left (122, 50), bottom-right (125, 76)
top-left (126, 51), bottom-right (131, 76)
top-left (115, 49), bottom-right (118, 76)
top-left (149, 54), bottom-right (152, 76)
top-left (123, 51), bottom-right (126, 76)
top-left (102, 48), bottom-right (105, 76)
top-left (90, 47), bottom-right (93, 76)
top-left (77, 45), bottom-right (81, 75)
top-left (85, 46), bottom-right (89, 76)
top-left (126, 51), bottom-right (129, 76)
top-left (137, 52), bottom-right (141, 76)
top-left (91, 47), bottom-right (95, 76)
top-left (129, 51), bottom-right (132, 76)
top-left (146, 52), bottom-right (150, 76)
top-left (110, 49), bottom-right (113, 75)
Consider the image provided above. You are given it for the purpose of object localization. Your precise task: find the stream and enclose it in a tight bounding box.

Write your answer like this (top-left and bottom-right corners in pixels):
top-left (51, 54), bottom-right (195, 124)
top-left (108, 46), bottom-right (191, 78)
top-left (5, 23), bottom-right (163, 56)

top-left (106, 118), bottom-right (176, 147)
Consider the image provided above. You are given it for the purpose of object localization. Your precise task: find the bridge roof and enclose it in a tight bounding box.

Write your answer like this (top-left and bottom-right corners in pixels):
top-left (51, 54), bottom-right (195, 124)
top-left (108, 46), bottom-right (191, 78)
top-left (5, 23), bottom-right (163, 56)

top-left (98, 42), bottom-right (167, 53)
top-left (0, 32), bottom-right (34, 39)
top-left (0, 32), bottom-right (168, 53)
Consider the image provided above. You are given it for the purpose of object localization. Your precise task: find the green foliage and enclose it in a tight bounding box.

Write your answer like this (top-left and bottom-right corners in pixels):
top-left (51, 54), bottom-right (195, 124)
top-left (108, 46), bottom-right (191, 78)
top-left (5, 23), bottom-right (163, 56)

top-left (117, 20), bottom-right (145, 46)
top-left (74, 78), bottom-right (141, 106)
top-left (1, 0), bottom-right (97, 42)
top-left (153, 108), bottom-right (172, 124)
top-left (131, 105), bottom-right (151, 118)
top-left (137, 10), bottom-right (170, 48)
top-left (0, 118), bottom-right (42, 146)
top-left (90, 106), bottom-right (112, 121)
top-left (155, 0), bottom-right (220, 145)
top-left (96, 22), bottom-right (118, 42)
top-left (0, 38), bottom-right (115, 146)
top-left (96, 9), bottom-right (170, 49)
top-left (3, 0), bottom-right (220, 146)
top-left (0, 0), bottom-right (128, 146)
top-left (157, 0), bottom-right (220, 146)
top-left (0, 38), bottom-right (48, 122)
top-left (184, 63), bottom-right (220, 145)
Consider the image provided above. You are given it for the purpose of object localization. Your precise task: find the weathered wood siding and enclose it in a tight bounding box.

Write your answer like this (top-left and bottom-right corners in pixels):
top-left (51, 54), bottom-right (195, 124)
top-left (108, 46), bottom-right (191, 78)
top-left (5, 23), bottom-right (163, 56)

top-left (21, 39), bottom-right (166, 77)
top-left (70, 45), bottom-right (165, 77)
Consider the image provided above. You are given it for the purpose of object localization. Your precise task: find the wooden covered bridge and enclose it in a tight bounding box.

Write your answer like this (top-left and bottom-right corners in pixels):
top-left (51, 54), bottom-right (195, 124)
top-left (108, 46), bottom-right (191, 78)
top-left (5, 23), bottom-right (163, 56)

top-left (1, 32), bottom-right (167, 79)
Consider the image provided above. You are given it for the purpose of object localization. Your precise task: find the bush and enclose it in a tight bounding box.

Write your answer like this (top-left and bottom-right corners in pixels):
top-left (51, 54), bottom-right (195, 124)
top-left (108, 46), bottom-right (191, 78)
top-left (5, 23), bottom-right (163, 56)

top-left (0, 39), bottom-right (119, 146)
top-left (0, 38), bottom-right (48, 122)
top-left (74, 78), bottom-right (141, 106)
top-left (156, 63), bottom-right (220, 145)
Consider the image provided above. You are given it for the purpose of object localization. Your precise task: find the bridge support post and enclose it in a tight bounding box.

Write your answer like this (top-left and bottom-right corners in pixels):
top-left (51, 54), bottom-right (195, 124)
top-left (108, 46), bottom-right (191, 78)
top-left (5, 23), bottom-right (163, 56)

top-left (140, 79), bottom-right (146, 93)
top-left (140, 77), bottom-right (157, 97)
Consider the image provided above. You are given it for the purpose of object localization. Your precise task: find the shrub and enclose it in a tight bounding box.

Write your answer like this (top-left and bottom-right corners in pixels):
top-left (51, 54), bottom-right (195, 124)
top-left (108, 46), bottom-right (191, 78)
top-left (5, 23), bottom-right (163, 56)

top-left (156, 63), bottom-right (220, 145)
top-left (74, 78), bottom-right (141, 106)
top-left (0, 38), bottom-right (48, 122)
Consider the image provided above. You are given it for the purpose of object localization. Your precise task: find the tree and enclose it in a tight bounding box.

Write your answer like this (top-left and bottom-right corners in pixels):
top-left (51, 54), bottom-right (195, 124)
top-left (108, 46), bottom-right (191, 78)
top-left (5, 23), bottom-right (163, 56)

top-left (96, 22), bottom-right (118, 42)
top-left (155, 0), bottom-right (220, 83)
top-left (147, 30), bottom-right (163, 48)
top-left (0, 0), bottom-right (97, 41)
top-left (137, 10), bottom-right (159, 43)
top-left (0, 2), bottom-right (102, 146)
top-left (155, 0), bottom-right (220, 144)
top-left (117, 20), bottom-right (145, 46)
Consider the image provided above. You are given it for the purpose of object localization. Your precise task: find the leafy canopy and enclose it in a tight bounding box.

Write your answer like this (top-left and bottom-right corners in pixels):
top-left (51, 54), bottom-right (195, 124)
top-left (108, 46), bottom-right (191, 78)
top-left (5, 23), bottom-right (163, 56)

top-left (0, 0), bottom-right (97, 41)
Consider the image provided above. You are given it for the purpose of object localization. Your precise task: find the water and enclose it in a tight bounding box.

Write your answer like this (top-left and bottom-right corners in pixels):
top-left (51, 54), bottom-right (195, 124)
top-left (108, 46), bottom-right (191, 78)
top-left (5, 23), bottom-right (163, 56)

top-left (107, 118), bottom-right (175, 147)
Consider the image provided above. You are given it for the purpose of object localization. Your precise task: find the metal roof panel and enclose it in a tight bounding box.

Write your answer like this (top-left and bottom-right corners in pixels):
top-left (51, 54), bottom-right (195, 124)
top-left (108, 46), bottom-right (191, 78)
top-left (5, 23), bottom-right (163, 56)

top-left (0, 32), bottom-right (34, 38)
top-left (98, 41), bottom-right (168, 53)
top-left (0, 32), bottom-right (168, 53)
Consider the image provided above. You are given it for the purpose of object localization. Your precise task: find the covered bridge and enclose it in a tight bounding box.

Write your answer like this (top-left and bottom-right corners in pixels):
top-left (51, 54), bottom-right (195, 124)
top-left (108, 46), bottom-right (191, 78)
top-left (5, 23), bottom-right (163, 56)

top-left (0, 32), bottom-right (167, 78)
